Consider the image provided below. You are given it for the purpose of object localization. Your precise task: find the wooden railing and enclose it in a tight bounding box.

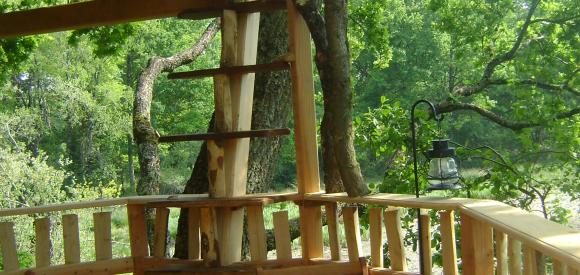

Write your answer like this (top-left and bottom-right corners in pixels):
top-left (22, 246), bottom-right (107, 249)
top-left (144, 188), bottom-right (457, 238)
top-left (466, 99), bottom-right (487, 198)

top-left (0, 193), bottom-right (578, 275)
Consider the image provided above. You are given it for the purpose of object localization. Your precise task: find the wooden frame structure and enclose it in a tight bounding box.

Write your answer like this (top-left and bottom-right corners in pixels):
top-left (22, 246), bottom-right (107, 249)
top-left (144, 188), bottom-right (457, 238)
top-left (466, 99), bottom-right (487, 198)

top-left (1, 1), bottom-right (579, 274)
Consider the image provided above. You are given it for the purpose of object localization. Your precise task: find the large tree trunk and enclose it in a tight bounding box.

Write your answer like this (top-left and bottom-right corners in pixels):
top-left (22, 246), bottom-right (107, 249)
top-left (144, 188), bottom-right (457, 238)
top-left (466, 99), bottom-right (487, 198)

top-left (295, 0), bottom-right (369, 196)
top-left (173, 10), bottom-right (292, 258)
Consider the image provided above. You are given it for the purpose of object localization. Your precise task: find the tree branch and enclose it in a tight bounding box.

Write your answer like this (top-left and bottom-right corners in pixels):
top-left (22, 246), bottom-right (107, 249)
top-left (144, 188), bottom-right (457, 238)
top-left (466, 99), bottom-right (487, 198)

top-left (293, 0), bottom-right (328, 53)
top-left (489, 78), bottom-right (580, 96)
top-left (436, 101), bottom-right (580, 130)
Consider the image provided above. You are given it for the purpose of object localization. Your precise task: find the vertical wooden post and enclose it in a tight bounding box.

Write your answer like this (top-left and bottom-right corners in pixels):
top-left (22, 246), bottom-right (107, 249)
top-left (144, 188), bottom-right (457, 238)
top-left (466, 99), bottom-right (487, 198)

top-left (460, 213), bottom-right (493, 275)
top-left (508, 237), bottom-right (522, 275)
top-left (369, 208), bottom-right (384, 268)
top-left (62, 214), bottom-right (81, 264)
top-left (420, 209), bottom-right (432, 275)
top-left (439, 210), bottom-right (458, 275)
top-left (93, 212), bottom-right (113, 261)
top-left (494, 229), bottom-right (508, 275)
top-left (34, 217), bottom-right (52, 267)
top-left (200, 207), bottom-right (219, 267)
top-left (325, 203), bottom-right (341, 261)
top-left (384, 207), bottom-right (407, 271)
top-left (127, 204), bottom-right (149, 258)
top-left (272, 211), bottom-right (292, 260)
top-left (343, 207), bottom-right (362, 262)
top-left (188, 207), bottom-right (201, 260)
top-left (247, 206), bottom-right (267, 261)
top-left (552, 260), bottom-right (563, 275)
top-left (299, 204), bottom-right (323, 259)
top-left (0, 222), bottom-right (19, 271)
top-left (523, 245), bottom-right (539, 275)
top-left (153, 207), bottom-right (170, 258)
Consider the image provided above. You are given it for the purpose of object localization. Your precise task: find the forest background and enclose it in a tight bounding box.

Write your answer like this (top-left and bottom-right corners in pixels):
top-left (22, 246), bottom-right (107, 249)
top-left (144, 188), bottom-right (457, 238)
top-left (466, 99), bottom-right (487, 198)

top-left (0, 0), bottom-right (578, 264)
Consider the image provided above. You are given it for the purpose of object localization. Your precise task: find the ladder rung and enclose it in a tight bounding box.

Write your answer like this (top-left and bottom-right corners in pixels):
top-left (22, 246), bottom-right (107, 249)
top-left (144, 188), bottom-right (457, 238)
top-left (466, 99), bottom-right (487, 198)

top-left (168, 61), bottom-right (290, 80)
top-left (158, 128), bottom-right (290, 143)
top-left (177, 0), bottom-right (287, 20)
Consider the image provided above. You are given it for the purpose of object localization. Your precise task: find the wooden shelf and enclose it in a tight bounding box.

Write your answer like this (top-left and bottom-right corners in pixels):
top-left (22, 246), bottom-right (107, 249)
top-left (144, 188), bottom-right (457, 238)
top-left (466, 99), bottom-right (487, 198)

top-left (158, 128), bottom-right (290, 143)
top-left (167, 61), bottom-right (290, 80)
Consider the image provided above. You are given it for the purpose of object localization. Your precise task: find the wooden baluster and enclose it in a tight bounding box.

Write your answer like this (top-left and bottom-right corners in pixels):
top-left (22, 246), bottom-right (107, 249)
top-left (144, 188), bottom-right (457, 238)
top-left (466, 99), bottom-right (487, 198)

top-left (460, 213), bottom-right (494, 275)
top-left (62, 214), bottom-right (81, 264)
top-left (369, 208), bottom-right (383, 268)
top-left (568, 266), bottom-right (580, 275)
top-left (299, 204), bottom-right (324, 260)
top-left (343, 207), bottom-right (362, 262)
top-left (93, 212), bottom-right (113, 261)
top-left (200, 207), bottom-right (219, 266)
top-left (523, 245), bottom-right (539, 275)
top-left (188, 207), bottom-right (201, 260)
top-left (247, 206), bottom-right (267, 261)
top-left (154, 207), bottom-right (170, 258)
top-left (439, 210), bottom-right (458, 275)
top-left (325, 202), bottom-right (341, 261)
top-left (127, 204), bottom-right (149, 258)
top-left (272, 211), bottom-right (292, 260)
top-left (552, 260), bottom-right (563, 275)
top-left (508, 237), bottom-right (522, 275)
top-left (420, 209), bottom-right (432, 275)
top-left (384, 207), bottom-right (407, 271)
top-left (34, 217), bottom-right (52, 267)
top-left (494, 229), bottom-right (508, 275)
top-left (0, 222), bottom-right (20, 271)
top-left (536, 251), bottom-right (546, 275)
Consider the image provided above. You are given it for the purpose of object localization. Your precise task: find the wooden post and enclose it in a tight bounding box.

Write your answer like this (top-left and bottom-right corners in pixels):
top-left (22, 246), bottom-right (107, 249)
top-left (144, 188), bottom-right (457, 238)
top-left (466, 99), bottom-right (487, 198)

top-left (325, 203), bottom-right (341, 261)
top-left (494, 229), bottom-right (508, 275)
top-left (439, 210), bottom-right (458, 275)
top-left (523, 245), bottom-right (539, 275)
top-left (272, 211), bottom-right (292, 260)
top-left (420, 209), bottom-right (432, 275)
top-left (369, 208), bottom-right (383, 268)
top-left (343, 207), bottom-right (362, 262)
top-left (299, 204), bottom-right (324, 259)
top-left (127, 204), bottom-right (149, 258)
top-left (153, 207), bottom-right (170, 258)
top-left (0, 222), bottom-right (19, 271)
top-left (384, 207), bottom-right (407, 271)
top-left (200, 207), bottom-right (219, 267)
top-left (93, 212), bottom-right (113, 261)
top-left (552, 260), bottom-right (563, 275)
top-left (508, 237), bottom-right (522, 275)
top-left (460, 213), bottom-right (493, 275)
top-left (34, 217), bottom-right (52, 267)
top-left (247, 206), bottom-right (267, 261)
top-left (62, 214), bottom-right (81, 264)
top-left (188, 207), bottom-right (201, 260)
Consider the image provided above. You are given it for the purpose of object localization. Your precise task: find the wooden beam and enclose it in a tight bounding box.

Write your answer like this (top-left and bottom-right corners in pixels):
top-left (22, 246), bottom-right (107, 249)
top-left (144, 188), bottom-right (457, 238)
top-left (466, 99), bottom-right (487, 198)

top-left (4, 257), bottom-right (133, 275)
top-left (158, 128), bottom-right (290, 143)
top-left (62, 214), bottom-right (81, 265)
top-left (93, 212), bottom-right (113, 261)
top-left (256, 261), bottom-right (363, 275)
top-left (34, 217), bottom-right (52, 267)
top-left (167, 61), bottom-right (290, 80)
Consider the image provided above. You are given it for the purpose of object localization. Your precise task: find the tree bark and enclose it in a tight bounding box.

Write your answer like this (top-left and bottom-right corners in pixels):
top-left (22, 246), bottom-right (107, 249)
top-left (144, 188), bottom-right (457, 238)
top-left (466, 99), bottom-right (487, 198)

top-left (295, 0), bottom-right (369, 196)
top-left (173, 11), bottom-right (292, 258)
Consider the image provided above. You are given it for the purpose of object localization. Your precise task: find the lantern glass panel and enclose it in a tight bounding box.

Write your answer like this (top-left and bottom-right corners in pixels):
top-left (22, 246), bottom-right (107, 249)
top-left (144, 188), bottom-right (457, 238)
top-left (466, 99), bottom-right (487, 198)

top-left (427, 157), bottom-right (459, 185)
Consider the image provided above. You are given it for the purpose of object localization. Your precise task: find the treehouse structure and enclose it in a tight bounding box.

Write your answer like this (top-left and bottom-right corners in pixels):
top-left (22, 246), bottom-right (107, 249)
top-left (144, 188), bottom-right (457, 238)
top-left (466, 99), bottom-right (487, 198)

top-left (0, 1), bottom-right (579, 275)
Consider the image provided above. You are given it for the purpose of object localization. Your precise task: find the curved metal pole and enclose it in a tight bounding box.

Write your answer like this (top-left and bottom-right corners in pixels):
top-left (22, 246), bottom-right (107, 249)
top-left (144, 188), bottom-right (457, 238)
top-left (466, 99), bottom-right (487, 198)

top-left (410, 99), bottom-right (441, 274)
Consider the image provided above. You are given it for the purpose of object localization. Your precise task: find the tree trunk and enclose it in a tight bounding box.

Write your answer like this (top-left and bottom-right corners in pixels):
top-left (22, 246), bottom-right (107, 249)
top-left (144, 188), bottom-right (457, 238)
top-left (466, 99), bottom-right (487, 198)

top-left (127, 134), bottom-right (136, 193)
top-left (174, 11), bottom-right (292, 259)
top-left (295, 0), bottom-right (369, 196)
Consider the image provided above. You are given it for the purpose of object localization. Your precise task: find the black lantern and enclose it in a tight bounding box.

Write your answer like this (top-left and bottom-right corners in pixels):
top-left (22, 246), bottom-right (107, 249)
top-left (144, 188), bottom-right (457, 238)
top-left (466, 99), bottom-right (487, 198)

top-left (425, 139), bottom-right (460, 191)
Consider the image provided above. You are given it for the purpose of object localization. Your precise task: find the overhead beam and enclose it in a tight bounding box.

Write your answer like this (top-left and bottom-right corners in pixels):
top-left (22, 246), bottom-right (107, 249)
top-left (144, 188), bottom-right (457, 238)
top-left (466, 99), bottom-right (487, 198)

top-left (0, 0), bottom-right (285, 39)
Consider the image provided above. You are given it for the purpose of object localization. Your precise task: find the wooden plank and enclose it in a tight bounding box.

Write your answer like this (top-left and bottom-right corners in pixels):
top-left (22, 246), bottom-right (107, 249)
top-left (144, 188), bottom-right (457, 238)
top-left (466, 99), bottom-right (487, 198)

top-left (569, 267), bottom-right (580, 275)
top-left (299, 205), bottom-right (324, 259)
top-left (272, 211), bottom-right (292, 260)
top-left (2, 257), bottom-right (134, 275)
top-left (127, 204), bottom-right (149, 257)
top-left (93, 212), bottom-right (113, 261)
top-left (325, 203), bottom-right (341, 261)
top-left (459, 200), bottom-right (580, 271)
top-left (369, 208), bottom-right (384, 268)
top-left (167, 62), bottom-right (290, 80)
top-left (158, 128), bottom-right (291, 143)
top-left (494, 229), bottom-right (508, 275)
top-left (439, 210), bottom-right (458, 275)
top-left (368, 268), bottom-right (421, 275)
top-left (523, 245), bottom-right (539, 275)
top-left (343, 207), bottom-right (363, 262)
top-left (384, 208), bottom-right (407, 271)
top-left (200, 207), bottom-right (219, 267)
top-left (257, 261), bottom-right (362, 275)
top-left (0, 222), bottom-right (20, 271)
top-left (508, 237), bottom-right (522, 275)
top-left (287, 0), bottom-right (321, 194)
top-left (420, 209), bottom-right (432, 275)
top-left (247, 206), bottom-right (268, 261)
top-left (34, 217), bottom-right (52, 267)
top-left (552, 260), bottom-right (563, 275)
top-left (460, 213), bottom-right (493, 275)
top-left (178, 0), bottom-right (286, 20)
top-left (188, 207), bottom-right (201, 260)
top-left (303, 193), bottom-right (471, 210)
top-left (154, 208), bottom-right (170, 258)
top-left (62, 214), bottom-right (81, 264)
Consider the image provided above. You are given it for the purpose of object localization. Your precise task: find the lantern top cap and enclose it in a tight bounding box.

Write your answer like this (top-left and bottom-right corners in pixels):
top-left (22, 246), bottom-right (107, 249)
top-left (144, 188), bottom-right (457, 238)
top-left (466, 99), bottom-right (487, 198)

top-left (426, 139), bottom-right (455, 159)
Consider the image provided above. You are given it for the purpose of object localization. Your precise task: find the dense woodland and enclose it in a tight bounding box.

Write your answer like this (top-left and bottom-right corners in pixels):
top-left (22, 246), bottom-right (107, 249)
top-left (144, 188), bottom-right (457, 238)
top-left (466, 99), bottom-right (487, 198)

top-left (0, 0), bottom-right (579, 259)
